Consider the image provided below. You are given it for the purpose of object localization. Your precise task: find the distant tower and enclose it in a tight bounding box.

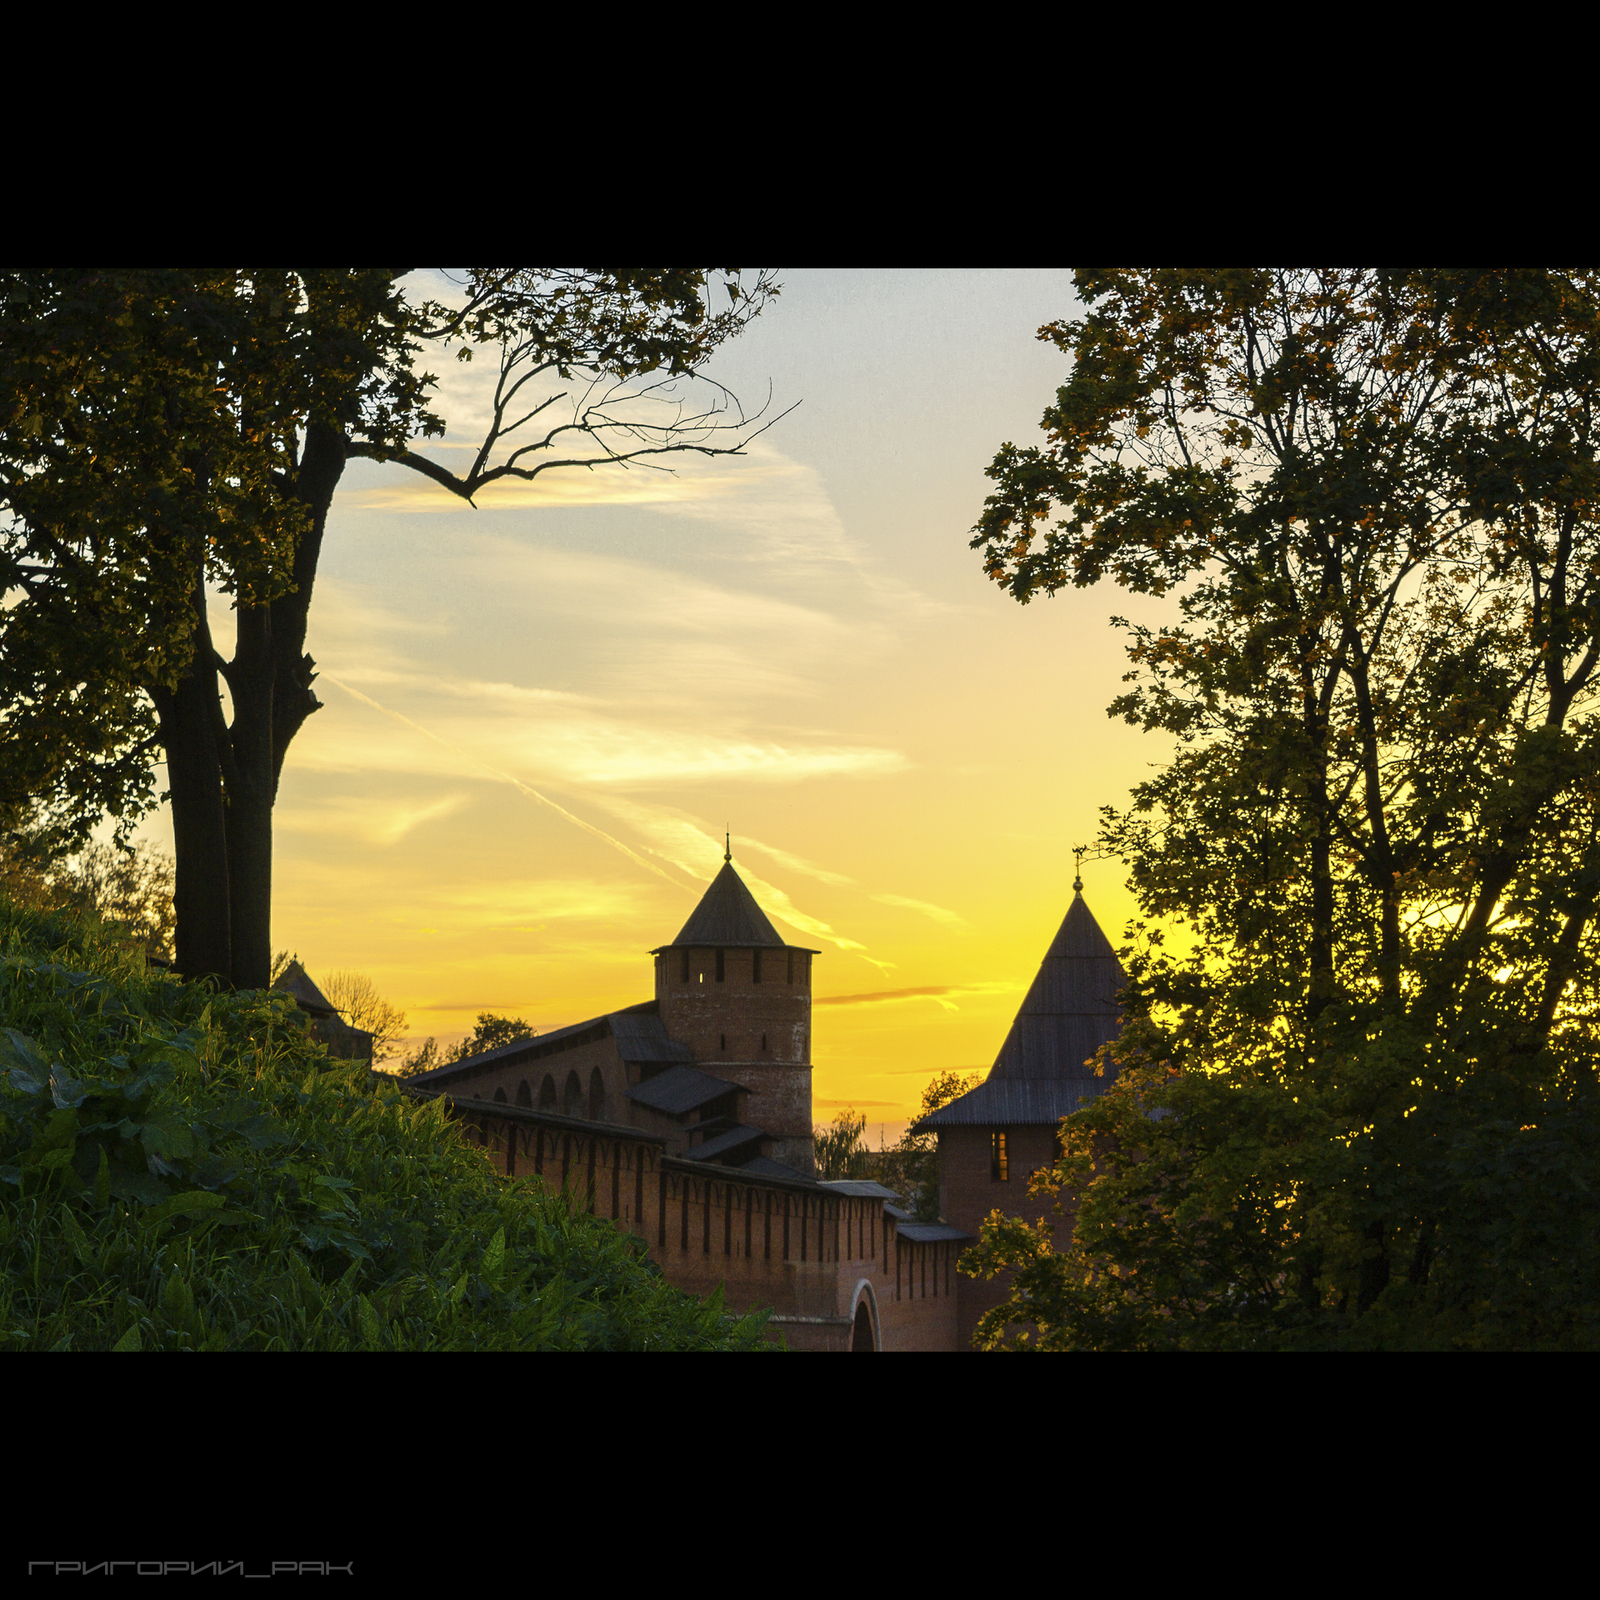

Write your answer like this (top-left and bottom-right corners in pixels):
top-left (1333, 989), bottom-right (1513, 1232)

top-left (651, 843), bottom-right (820, 1174)
top-left (912, 873), bottom-right (1128, 1347)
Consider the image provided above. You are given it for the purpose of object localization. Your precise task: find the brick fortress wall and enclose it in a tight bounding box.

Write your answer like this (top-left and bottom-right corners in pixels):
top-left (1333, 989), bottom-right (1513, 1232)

top-left (433, 1095), bottom-right (958, 1351)
top-left (939, 1123), bottom-right (1075, 1349)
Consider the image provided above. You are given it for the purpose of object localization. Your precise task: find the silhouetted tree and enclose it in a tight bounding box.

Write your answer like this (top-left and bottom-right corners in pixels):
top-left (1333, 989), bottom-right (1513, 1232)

top-left (0, 269), bottom-right (785, 988)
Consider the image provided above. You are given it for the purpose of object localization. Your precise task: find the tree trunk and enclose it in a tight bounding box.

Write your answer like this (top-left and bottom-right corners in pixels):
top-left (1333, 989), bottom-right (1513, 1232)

top-left (217, 421), bottom-right (347, 990)
top-left (225, 602), bottom-right (275, 991)
top-left (152, 564), bottom-right (232, 985)
top-left (152, 425), bottom-right (348, 991)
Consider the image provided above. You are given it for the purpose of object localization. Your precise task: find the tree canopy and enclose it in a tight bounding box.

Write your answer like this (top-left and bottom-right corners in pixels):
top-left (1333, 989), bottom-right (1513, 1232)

top-left (0, 269), bottom-right (783, 989)
top-left (964, 270), bottom-right (1600, 1349)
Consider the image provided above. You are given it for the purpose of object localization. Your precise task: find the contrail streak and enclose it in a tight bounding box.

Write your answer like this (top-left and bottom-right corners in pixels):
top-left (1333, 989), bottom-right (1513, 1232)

top-left (320, 673), bottom-right (684, 888)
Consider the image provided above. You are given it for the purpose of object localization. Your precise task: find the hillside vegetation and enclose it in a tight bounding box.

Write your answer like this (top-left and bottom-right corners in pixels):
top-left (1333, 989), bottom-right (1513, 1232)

top-left (0, 897), bottom-right (774, 1351)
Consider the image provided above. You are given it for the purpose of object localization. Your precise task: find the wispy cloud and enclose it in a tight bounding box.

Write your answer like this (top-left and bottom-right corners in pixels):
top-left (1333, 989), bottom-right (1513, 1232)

top-left (319, 674), bottom-right (681, 886)
top-left (275, 793), bottom-right (471, 847)
top-left (590, 798), bottom-right (871, 955)
top-left (297, 573), bottom-right (907, 792)
top-left (436, 879), bottom-right (646, 923)
top-left (815, 982), bottom-right (1019, 1012)
top-left (816, 985), bottom-right (963, 1011)
top-left (872, 893), bottom-right (971, 929)
top-left (738, 836), bottom-right (855, 886)
top-left (335, 433), bottom-right (951, 630)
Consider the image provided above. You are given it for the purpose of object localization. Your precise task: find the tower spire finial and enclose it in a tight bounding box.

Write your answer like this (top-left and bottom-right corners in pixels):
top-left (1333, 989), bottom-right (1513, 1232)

top-left (725, 829), bottom-right (731, 865)
top-left (1073, 846), bottom-right (1084, 895)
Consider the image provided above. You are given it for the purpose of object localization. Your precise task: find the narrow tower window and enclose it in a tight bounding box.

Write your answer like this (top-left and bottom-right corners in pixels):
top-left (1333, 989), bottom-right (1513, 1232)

top-left (716, 949), bottom-right (725, 982)
top-left (787, 949), bottom-right (794, 984)
top-left (991, 1130), bottom-right (1009, 1182)
top-left (719, 1033), bottom-right (726, 1051)
top-left (752, 949), bottom-right (762, 984)
top-left (761, 1033), bottom-right (767, 1052)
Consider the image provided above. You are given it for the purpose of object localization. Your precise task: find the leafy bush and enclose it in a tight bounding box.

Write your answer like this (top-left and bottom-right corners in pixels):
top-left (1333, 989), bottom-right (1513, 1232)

top-left (0, 897), bottom-right (775, 1351)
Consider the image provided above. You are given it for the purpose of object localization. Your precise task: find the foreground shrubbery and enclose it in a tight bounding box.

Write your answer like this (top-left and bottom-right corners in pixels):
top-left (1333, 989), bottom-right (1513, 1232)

top-left (0, 899), bottom-right (773, 1351)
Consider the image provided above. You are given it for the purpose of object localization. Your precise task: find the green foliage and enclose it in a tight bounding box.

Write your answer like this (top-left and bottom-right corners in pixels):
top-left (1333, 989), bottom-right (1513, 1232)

top-left (0, 818), bottom-right (174, 959)
top-left (388, 1012), bottom-right (539, 1078)
top-left (0, 894), bottom-right (774, 1351)
top-left (878, 1071), bottom-right (983, 1222)
top-left (965, 270), bottom-right (1600, 1349)
top-left (451, 1012), bottom-right (537, 1059)
top-left (814, 1108), bottom-right (870, 1181)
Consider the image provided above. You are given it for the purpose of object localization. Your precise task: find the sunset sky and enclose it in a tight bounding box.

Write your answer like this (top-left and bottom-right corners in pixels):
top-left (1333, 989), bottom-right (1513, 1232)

top-left (136, 269), bottom-right (1182, 1142)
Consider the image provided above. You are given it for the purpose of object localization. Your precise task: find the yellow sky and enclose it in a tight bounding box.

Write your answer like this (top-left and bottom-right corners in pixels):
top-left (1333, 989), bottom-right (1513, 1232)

top-left (134, 270), bottom-right (1181, 1142)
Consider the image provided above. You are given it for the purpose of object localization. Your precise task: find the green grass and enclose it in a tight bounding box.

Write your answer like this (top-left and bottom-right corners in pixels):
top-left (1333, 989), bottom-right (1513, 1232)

top-left (0, 898), bottom-right (774, 1351)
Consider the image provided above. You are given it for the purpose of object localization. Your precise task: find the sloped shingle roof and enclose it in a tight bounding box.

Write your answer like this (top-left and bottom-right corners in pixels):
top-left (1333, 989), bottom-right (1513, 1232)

top-left (681, 1124), bottom-right (767, 1161)
top-left (654, 860), bottom-right (805, 950)
top-left (405, 1003), bottom-right (691, 1089)
top-left (272, 960), bottom-right (338, 1018)
top-left (911, 891), bottom-right (1128, 1132)
top-left (626, 1064), bottom-right (741, 1117)
top-left (989, 893), bottom-right (1126, 1083)
top-left (913, 1075), bottom-right (1109, 1129)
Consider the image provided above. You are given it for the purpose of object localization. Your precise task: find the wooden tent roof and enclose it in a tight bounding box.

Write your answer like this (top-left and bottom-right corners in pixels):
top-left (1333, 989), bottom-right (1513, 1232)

top-left (652, 858), bottom-right (816, 952)
top-left (912, 890), bottom-right (1127, 1131)
top-left (988, 891), bottom-right (1126, 1083)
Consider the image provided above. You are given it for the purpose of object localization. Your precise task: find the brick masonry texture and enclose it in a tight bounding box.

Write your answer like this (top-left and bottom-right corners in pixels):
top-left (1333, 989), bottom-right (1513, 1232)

top-left (442, 1103), bottom-right (959, 1352)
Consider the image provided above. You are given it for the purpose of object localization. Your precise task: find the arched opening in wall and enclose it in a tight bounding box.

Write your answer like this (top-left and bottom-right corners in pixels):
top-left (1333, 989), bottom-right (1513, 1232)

top-left (564, 1071), bottom-right (583, 1117)
top-left (493, 1087), bottom-right (507, 1104)
top-left (852, 1301), bottom-right (874, 1351)
top-left (588, 1067), bottom-right (606, 1122)
top-left (539, 1075), bottom-right (557, 1110)
top-left (850, 1281), bottom-right (880, 1351)
top-left (517, 1080), bottom-right (532, 1108)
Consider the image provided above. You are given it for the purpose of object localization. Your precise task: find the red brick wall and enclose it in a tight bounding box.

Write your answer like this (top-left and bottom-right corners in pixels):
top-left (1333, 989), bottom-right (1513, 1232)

top-left (939, 1123), bottom-right (1073, 1349)
top-left (657, 946), bottom-right (812, 1064)
top-left (655, 945), bottom-right (816, 1169)
top-left (425, 1035), bottom-right (627, 1123)
top-left (445, 1099), bottom-right (961, 1350)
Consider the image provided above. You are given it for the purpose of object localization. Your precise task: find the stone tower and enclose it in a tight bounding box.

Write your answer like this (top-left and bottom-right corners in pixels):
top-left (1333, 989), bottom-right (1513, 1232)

top-left (651, 846), bottom-right (820, 1175)
top-left (913, 877), bottom-right (1128, 1346)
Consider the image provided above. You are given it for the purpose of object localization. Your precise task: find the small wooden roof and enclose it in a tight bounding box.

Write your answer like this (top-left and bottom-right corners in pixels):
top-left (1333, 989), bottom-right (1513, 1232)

top-left (272, 960), bottom-right (339, 1018)
top-left (652, 858), bottom-right (816, 952)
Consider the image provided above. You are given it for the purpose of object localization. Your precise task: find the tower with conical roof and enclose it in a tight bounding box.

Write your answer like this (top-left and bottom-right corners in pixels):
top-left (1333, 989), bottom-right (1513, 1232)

top-left (650, 839), bottom-right (821, 1175)
top-left (911, 871), bottom-right (1127, 1345)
